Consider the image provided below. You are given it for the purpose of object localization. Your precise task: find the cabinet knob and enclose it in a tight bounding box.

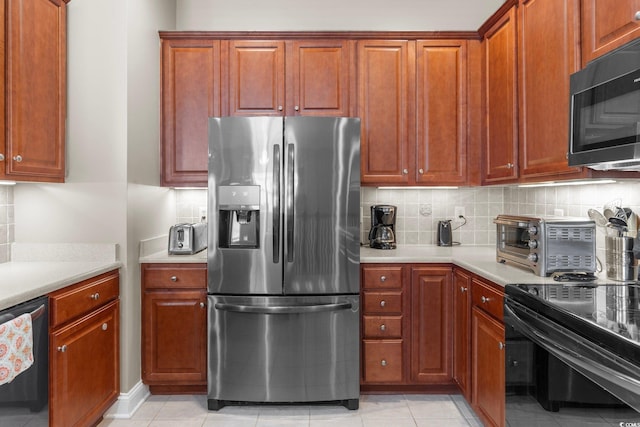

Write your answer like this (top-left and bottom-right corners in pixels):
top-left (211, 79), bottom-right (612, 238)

top-left (380, 300), bottom-right (386, 307)
top-left (90, 293), bottom-right (100, 300)
top-left (200, 302), bottom-right (206, 308)
top-left (381, 359), bottom-right (387, 367)
top-left (380, 275), bottom-right (386, 282)
top-left (13, 155), bottom-right (22, 163)
top-left (460, 286), bottom-right (468, 293)
top-left (481, 296), bottom-right (490, 304)
top-left (419, 168), bottom-right (424, 174)
top-left (57, 345), bottom-right (67, 353)
top-left (278, 106), bottom-right (283, 111)
top-left (380, 324), bottom-right (386, 331)
top-left (498, 342), bottom-right (505, 350)
top-left (635, 11), bottom-right (640, 20)
top-left (294, 105), bottom-right (299, 111)
top-left (506, 163), bottom-right (514, 169)
top-left (170, 276), bottom-right (177, 282)
top-left (402, 168), bottom-right (408, 174)
top-left (0, 154), bottom-right (4, 161)
top-left (102, 323), bottom-right (108, 331)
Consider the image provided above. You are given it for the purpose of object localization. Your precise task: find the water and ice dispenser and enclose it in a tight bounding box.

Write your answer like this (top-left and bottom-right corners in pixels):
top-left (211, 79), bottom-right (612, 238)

top-left (218, 185), bottom-right (260, 249)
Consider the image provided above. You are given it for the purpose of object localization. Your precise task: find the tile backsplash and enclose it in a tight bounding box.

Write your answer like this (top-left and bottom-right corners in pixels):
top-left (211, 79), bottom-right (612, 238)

top-left (0, 186), bottom-right (14, 263)
top-left (173, 181), bottom-right (640, 249)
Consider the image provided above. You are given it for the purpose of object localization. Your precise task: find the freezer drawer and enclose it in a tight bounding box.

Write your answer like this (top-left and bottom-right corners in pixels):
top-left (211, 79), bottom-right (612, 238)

top-left (207, 295), bottom-right (360, 409)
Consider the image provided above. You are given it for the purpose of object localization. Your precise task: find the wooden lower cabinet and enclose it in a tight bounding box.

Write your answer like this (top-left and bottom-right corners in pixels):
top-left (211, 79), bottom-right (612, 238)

top-left (453, 268), bottom-right (472, 401)
top-left (49, 270), bottom-right (120, 427)
top-left (470, 276), bottom-right (505, 427)
top-left (141, 263), bottom-right (207, 394)
top-left (361, 263), bottom-right (456, 391)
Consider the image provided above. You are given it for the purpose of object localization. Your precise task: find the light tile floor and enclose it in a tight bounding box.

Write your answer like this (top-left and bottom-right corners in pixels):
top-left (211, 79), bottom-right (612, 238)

top-left (98, 394), bottom-right (483, 427)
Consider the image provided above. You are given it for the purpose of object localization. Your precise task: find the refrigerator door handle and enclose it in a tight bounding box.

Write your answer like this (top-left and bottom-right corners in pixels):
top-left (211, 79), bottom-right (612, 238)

top-left (273, 144), bottom-right (281, 264)
top-left (286, 143), bottom-right (295, 263)
top-left (214, 302), bottom-right (353, 314)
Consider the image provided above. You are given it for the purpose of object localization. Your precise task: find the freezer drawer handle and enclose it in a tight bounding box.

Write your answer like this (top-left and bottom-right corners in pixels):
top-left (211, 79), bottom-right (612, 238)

top-left (214, 302), bottom-right (352, 314)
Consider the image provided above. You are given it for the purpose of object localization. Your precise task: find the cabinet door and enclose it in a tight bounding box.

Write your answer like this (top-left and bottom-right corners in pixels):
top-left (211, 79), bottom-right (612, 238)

top-left (227, 40), bottom-right (285, 116)
top-left (4, 0), bottom-right (65, 182)
top-left (453, 269), bottom-right (471, 400)
top-left (161, 38), bottom-right (220, 187)
top-left (518, 0), bottom-right (583, 181)
top-left (483, 7), bottom-right (518, 184)
top-left (287, 40), bottom-right (355, 117)
top-left (142, 290), bottom-right (207, 385)
top-left (582, 0), bottom-right (640, 66)
top-left (415, 40), bottom-right (468, 185)
top-left (358, 40), bottom-right (414, 185)
top-left (50, 300), bottom-right (120, 427)
top-left (472, 307), bottom-right (505, 427)
top-left (410, 266), bottom-right (453, 384)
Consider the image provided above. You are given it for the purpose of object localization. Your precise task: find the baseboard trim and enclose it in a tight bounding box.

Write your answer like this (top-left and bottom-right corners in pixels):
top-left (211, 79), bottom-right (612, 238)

top-left (103, 381), bottom-right (150, 419)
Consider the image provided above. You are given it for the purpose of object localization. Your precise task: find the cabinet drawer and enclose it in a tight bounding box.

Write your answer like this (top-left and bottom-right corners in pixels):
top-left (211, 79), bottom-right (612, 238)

top-left (362, 266), bottom-right (403, 289)
top-left (363, 316), bottom-right (402, 339)
top-left (363, 340), bottom-right (403, 383)
top-left (363, 292), bottom-right (402, 314)
top-left (142, 263), bottom-right (207, 289)
top-left (471, 278), bottom-right (503, 321)
top-left (50, 270), bottom-right (119, 328)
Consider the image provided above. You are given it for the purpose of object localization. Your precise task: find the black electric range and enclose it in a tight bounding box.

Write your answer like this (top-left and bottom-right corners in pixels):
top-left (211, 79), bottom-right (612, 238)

top-left (504, 281), bottom-right (640, 417)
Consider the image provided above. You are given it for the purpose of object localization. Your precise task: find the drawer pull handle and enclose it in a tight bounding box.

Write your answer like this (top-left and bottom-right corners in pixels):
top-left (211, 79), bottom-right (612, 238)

top-left (90, 293), bottom-right (100, 300)
top-left (481, 296), bottom-right (490, 304)
top-left (381, 359), bottom-right (387, 367)
top-left (380, 324), bottom-right (386, 331)
top-left (102, 323), bottom-right (108, 331)
top-left (57, 345), bottom-right (67, 353)
top-left (170, 276), bottom-right (178, 282)
top-left (380, 275), bottom-right (386, 282)
top-left (380, 300), bottom-right (386, 307)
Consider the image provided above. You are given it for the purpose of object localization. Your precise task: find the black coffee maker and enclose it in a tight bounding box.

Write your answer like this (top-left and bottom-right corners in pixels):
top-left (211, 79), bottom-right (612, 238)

top-left (369, 205), bottom-right (397, 249)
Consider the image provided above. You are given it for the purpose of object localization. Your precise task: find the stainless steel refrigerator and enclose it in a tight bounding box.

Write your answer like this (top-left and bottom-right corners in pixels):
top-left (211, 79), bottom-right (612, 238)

top-left (206, 116), bottom-right (360, 411)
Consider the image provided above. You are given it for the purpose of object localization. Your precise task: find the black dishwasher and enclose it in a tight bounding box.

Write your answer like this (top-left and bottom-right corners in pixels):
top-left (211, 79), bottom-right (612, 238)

top-left (0, 296), bottom-right (49, 418)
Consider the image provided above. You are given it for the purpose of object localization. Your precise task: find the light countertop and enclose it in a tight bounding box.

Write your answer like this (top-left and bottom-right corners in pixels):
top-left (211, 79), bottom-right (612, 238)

top-left (0, 243), bottom-right (121, 311)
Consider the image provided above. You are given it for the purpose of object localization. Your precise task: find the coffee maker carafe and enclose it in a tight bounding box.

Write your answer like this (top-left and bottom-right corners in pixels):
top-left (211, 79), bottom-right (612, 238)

top-left (369, 205), bottom-right (397, 249)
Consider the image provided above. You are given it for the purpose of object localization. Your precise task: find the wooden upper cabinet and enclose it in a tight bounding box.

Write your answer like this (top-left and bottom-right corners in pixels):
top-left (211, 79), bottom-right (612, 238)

top-left (518, 0), bottom-right (583, 181)
top-left (358, 40), bottom-right (414, 185)
top-left (416, 40), bottom-right (468, 185)
top-left (160, 38), bottom-right (220, 187)
top-left (3, 0), bottom-right (66, 182)
top-left (482, 7), bottom-right (518, 184)
top-left (286, 40), bottom-right (355, 117)
top-left (581, 0), bottom-right (640, 66)
top-left (226, 40), bottom-right (286, 116)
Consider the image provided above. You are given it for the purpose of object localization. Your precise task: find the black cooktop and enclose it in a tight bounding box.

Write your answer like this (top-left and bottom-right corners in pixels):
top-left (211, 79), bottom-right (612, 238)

top-left (505, 282), bottom-right (640, 364)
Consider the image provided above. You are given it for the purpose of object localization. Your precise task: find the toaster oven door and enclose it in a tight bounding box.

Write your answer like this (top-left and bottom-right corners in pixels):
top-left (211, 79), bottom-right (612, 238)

top-left (496, 220), bottom-right (533, 260)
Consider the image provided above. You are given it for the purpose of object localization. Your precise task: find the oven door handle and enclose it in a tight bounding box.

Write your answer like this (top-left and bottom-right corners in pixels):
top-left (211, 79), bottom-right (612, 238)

top-left (505, 301), bottom-right (640, 412)
top-left (214, 302), bottom-right (352, 314)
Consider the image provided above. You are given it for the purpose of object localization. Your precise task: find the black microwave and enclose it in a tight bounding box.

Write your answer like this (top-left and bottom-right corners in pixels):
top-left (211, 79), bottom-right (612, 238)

top-left (568, 38), bottom-right (640, 171)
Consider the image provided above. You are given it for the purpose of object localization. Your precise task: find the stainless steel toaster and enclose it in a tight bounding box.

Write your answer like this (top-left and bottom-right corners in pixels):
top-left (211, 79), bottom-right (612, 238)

top-left (168, 222), bottom-right (207, 255)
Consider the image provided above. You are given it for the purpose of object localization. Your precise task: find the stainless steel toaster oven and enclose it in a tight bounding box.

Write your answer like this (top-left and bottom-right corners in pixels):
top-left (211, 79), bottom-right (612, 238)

top-left (494, 214), bottom-right (596, 276)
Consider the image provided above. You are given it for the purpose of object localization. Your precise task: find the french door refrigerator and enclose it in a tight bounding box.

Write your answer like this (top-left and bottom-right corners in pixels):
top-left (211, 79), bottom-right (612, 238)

top-left (207, 116), bottom-right (360, 411)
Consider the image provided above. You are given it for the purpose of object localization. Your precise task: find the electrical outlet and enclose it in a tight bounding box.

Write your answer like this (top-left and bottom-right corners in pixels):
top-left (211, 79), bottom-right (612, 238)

top-left (199, 206), bottom-right (207, 222)
top-left (419, 204), bottom-right (433, 217)
top-left (454, 206), bottom-right (465, 219)
top-left (553, 208), bottom-right (564, 216)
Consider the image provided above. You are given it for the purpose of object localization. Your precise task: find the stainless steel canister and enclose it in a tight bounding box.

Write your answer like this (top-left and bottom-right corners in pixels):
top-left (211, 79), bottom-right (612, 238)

top-left (605, 236), bottom-right (639, 282)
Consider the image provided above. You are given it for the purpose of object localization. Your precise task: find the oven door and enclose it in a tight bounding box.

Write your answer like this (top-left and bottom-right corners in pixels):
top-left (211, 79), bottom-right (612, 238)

top-left (504, 296), bottom-right (640, 423)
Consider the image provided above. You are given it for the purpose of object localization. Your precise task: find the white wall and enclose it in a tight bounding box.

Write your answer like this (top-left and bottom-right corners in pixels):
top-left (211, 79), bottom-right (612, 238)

top-left (176, 0), bottom-right (504, 31)
top-left (14, 0), bottom-right (177, 395)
